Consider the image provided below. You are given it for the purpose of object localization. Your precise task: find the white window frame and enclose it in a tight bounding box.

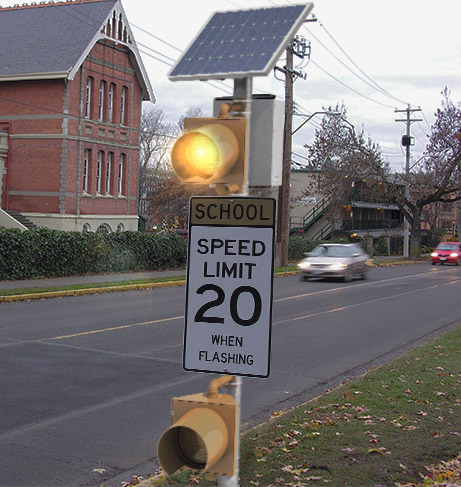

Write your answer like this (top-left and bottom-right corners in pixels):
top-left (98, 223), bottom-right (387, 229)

top-left (106, 152), bottom-right (113, 194)
top-left (85, 77), bottom-right (93, 119)
top-left (120, 86), bottom-right (127, 125)
top-left (99, 81), bottom-right (106, 122)
top-left (108, 83), bottom-right (115, 123)
top-left (97, 151), bottom-right (103, 194)
top-left (83, 149), bottom-right (90, 193)
top-left (118, 153), bottom-right (125, 195)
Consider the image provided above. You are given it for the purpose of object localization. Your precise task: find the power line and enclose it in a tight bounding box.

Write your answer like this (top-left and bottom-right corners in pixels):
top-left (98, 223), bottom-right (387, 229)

top-left (138, 49), bottom-right (173, 67)
top-left (310, 59), bottom-right (396, 110)
top-left (138, 43), bottom-right (177, 63)
top-left (131, 23), bottom-right (183, 53)
top-left (305, 27), bottom-right (400, 108)
top-left (317, 22), bottom-right (412, 107)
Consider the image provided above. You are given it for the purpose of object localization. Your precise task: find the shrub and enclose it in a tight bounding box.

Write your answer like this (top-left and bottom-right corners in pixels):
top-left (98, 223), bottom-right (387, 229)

top-left (288, 238), bottom-right (325, 261)
top-left (374, 235), bottom-right (389, 256)
top-left (0, 227), bottom-right (187, 280)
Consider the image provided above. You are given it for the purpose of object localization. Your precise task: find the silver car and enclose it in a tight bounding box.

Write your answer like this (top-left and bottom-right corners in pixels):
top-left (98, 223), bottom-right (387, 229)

top-left (297, 243), bottom-right (370, 282)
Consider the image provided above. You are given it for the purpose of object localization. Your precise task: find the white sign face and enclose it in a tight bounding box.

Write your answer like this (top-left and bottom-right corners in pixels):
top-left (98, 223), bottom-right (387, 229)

top-left (183, 197), bottom-right (276, 378)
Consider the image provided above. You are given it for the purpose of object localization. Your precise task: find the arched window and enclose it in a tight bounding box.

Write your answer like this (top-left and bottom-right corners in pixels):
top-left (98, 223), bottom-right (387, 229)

top-left (118, 153), bottom-right (125, 195)
top-left (83, 149), bottom-right (91, 193)
top-left (116, 223), bottom-right (125, 233)
top-left (97, 151), bottom-right (103, 194)
top-left (82, 223), bottom-right (91, 232)
top-left (120, 86), bottom-right (128, 125)
top-left (85, 76), bottom-right (93, 119)
top-left (108, 83), bottom-right (115, 123)
top-left (96, 223), bottom-right (112, 234)
top-left (99, 80), bottom-right (106, 122)
top-left (106, 152), bottom-right (113, 194)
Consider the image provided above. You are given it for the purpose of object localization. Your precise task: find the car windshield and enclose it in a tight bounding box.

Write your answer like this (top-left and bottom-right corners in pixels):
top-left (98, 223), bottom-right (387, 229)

top-left (437, 243), bottom-right (458, 250)
top-left (310, 245), bottom-right (351, 258)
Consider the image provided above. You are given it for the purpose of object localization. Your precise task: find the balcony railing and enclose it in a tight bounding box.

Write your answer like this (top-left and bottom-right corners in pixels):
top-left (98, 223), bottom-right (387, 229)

top-left (290, 195), bottom-right (331, 233)
top-left (342, 219), bottom-right (403, 231)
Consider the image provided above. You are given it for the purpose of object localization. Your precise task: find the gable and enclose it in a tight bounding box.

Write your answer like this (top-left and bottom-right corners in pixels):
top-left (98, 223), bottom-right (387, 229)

top-left (0, 0), bottom-right (154, 101)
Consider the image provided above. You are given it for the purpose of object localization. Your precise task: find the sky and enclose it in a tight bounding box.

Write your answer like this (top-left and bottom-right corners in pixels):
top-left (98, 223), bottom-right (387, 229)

top-left (3, 0), bottom-right (460, 171)
top-left (122, 0), bottom-right (460, 172)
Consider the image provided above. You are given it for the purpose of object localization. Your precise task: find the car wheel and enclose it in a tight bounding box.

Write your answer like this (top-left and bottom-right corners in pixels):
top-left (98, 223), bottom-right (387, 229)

top-left (361, 266), bottom-right (368, 279)
top-left (343, 268), bottom-right (353, 282)
top-left (301, 275), bottom-right (309, 281)
top-left (432, 262), bottom-right (436, 265)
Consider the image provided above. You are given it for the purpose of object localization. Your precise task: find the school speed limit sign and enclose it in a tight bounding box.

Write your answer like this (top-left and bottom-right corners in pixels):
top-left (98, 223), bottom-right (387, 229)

top-left (183, 196), bottom-right (276, 378)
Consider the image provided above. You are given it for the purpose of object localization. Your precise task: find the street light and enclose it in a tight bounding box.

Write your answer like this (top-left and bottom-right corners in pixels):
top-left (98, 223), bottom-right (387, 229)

top-left (292, 111), bottom-right (341, 135)
top-left (277, 111), bottom-right (341, 267)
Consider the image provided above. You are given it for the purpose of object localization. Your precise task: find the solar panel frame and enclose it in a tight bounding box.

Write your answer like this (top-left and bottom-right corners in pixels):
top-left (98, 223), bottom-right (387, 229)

top-left (168, 3), bottom-right (314, 81)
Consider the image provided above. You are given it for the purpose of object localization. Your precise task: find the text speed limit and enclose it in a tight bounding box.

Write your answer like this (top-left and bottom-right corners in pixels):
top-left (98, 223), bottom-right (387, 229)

top-left (195, 283), bottom-right (262, 327)
top-left (183, 197), bottom-right (276, 378)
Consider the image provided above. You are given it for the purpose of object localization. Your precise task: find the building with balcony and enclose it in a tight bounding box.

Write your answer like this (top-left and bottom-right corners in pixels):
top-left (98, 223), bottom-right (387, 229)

top-left (289, 169), bottom-right (404, 251)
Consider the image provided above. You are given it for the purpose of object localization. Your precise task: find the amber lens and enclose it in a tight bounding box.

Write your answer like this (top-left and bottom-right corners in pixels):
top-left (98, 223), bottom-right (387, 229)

top-left (171, 132), bottom-right (218, 180)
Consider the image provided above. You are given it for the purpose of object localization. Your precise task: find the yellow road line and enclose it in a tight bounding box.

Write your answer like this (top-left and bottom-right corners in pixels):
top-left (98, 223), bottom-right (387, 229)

top-left (38, 315), bottom-right (183, 342)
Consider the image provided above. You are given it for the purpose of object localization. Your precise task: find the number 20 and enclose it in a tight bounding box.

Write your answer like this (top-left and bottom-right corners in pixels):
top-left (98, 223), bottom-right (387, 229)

top-left (194, 284), bottom-right (262, 327)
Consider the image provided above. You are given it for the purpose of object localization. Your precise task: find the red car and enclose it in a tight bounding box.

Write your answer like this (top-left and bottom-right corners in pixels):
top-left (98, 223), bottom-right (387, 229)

top-left (431, 242), bottom-right (461, 265)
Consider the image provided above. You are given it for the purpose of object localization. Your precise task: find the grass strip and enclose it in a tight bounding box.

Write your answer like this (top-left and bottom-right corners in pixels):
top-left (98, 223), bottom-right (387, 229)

top-left (0, 276), bottom-right (187, 297)
top-left (150, 326), bottom-right (460, 487)
top-left (0, 259), bottom-right (424, 299)
top-left (0, 267), bottom-right (299, 298)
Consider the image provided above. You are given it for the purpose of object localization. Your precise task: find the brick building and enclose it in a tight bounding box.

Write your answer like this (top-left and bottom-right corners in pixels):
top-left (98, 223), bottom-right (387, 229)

top-left (0, 0), bottom-right (154, 232)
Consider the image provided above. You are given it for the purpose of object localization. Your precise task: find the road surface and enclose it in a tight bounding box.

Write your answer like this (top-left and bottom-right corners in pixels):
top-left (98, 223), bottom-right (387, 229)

top-left (0, 263), bottom-right (459, 486)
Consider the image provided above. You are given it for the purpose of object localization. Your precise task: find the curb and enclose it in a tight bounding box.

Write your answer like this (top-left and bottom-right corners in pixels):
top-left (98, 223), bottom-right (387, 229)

top-left (0, 279), bottom-right (186, 303)
top-left (0, 261), bottom-right (425, 303)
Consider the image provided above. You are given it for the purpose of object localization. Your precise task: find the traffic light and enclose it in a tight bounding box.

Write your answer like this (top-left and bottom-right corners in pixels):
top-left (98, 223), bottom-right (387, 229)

top-left (401, 135), bottom-right (414, 146)
top-left (157, 381), bottom-right (238, 480)
top-left (171, 116), bottom-right (247, 194)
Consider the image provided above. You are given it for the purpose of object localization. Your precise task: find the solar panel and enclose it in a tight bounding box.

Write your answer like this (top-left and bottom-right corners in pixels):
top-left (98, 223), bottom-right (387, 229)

top-left (168, 3), bottom-right (314, 81)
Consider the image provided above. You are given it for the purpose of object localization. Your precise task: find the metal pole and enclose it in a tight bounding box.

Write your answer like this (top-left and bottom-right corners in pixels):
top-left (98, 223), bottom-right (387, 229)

top-left (217, 76), bottom-right (252, 487)
top-left (217, 376), bottom-right (242, 487)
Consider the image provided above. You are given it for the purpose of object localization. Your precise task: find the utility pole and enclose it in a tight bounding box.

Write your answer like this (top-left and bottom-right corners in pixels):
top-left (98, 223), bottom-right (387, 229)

top-left (275, 34), bottom-right (311, 266)
top-left (395, 105), bottom-right (422, 258)
top-left (276, 46), bottom-right (294, 267)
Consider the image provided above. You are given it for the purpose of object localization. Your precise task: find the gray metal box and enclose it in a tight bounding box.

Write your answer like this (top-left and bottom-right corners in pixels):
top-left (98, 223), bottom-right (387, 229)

top-left (213, 94), bottom-right (284, 187)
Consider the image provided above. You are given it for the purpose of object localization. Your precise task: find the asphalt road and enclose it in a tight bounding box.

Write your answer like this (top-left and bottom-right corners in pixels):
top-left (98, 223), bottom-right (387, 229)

top-left (1, 263), bottom-right (460, 486)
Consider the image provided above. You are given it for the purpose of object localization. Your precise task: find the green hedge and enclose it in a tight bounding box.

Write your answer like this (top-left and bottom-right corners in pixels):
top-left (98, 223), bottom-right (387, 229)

top-left (0, 227), bottom-right (187, 280)
top-left (0, 229), bottom-right (349, 280)
top-left (288, 237), bottom-right (325, 261)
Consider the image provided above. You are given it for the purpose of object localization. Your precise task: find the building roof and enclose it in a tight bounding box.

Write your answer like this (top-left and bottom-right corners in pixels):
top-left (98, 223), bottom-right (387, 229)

top-left (0, 0), bottom-right (154, 101)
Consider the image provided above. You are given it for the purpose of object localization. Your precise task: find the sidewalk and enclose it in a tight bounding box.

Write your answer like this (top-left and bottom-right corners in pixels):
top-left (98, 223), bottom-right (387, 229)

top-left (0, 256), bottom-right (423, 292)
top-left (0, 269), bottom-right (187, 290)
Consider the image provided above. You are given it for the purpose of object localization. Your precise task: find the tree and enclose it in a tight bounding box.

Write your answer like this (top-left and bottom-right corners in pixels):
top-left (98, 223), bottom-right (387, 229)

top-left (138, 106), bottom-right (178, 219)
top-left (304, 103), bottom-right (389, 216)
top-left (138, 105), bottom-right (212, 230)
top-left (304, 94), bottom-right (461, 258)
top-left (394, 89), bottom-right (461, 256)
